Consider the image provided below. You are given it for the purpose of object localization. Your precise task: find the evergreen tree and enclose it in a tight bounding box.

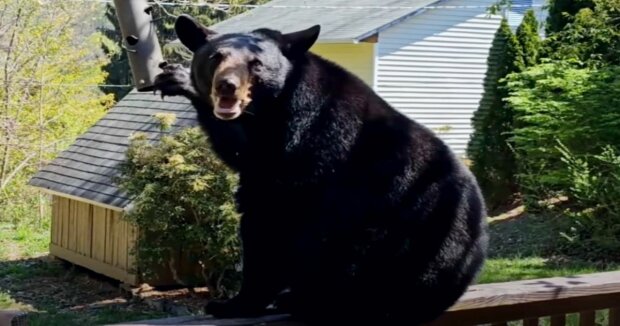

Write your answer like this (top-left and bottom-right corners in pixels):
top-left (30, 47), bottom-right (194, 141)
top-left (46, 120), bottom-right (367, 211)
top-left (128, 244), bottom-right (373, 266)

top-left (467, 19), bottom-right (524, 208)
top-left (99, 4), bottom-right (132, 101)
top-left (516, 10), bottom-right (542, 67)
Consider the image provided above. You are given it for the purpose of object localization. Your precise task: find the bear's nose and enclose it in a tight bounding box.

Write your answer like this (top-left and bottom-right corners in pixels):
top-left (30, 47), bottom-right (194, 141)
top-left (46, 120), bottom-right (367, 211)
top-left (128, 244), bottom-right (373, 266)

top-left (216, 79), bottom-right (238, 97)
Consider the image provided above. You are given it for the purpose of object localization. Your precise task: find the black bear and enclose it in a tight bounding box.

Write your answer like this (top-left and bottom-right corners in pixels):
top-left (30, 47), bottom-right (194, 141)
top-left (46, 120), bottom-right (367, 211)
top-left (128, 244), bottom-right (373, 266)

top-left (154, 14), bottom-right (488, 325)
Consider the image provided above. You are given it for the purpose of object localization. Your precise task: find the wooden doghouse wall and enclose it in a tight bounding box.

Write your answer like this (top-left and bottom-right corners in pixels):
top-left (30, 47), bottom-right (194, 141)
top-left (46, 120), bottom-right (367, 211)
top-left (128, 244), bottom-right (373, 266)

top-left (50, 195), bottom-right (138, 284)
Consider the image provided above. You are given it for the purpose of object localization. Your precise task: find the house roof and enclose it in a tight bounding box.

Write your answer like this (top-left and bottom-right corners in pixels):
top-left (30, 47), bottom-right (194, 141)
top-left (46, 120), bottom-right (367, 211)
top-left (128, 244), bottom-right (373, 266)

top-left (209, 0), bottom-right (440, 43)
top-left (28, 90), bottom-right (197, 210)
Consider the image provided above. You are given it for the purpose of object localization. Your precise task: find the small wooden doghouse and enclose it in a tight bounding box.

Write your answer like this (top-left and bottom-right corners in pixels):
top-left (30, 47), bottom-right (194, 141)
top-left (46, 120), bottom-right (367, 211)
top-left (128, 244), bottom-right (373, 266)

top-left (29, 90), bottom-right (197, 285)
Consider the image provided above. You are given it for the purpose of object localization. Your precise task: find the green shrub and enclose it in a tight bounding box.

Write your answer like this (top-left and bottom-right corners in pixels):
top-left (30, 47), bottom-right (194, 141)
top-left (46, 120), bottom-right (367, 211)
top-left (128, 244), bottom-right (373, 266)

top-left (506, 63), bottom-right (620, 259)
top-left (118, 126), bottom-right (241, 298)
top-left (556, 143), bottom-right (620, 260)
top-left (506, 63), bottom-right (620, 204)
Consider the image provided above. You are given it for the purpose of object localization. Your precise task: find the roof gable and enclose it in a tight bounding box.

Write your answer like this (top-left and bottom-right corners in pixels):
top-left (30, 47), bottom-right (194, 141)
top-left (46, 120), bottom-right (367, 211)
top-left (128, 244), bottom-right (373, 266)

top-left (210, 0), bottom-right (440, 43)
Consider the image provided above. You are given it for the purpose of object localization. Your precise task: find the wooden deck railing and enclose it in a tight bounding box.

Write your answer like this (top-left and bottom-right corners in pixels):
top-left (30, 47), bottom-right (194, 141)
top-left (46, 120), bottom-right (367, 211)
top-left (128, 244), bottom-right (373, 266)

top-left (428, 270), bottom-right (620, 326)
top-left (114, 270), bottom-right (620, 325)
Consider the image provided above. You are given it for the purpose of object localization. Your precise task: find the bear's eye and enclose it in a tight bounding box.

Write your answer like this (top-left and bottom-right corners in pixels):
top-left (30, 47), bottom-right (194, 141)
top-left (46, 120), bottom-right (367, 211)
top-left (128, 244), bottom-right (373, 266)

top-left (249, 59), bottom-right (263, 72)
top-left (209, 51), bottom-right (223, 61)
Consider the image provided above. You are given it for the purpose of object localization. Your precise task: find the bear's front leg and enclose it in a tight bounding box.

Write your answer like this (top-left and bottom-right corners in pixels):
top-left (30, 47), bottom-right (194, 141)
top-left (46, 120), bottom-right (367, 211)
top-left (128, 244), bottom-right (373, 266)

top-left (206, 211), bottom-right (290, 318)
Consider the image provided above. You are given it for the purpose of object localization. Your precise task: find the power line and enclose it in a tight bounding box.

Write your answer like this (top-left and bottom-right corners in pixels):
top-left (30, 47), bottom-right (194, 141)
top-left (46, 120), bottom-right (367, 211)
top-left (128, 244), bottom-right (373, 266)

top-left (149, 3), bottom-right (544, 10)
top-left (9, 79), bottom-right (134, 88)
top-left (72, 84), bottom-right (134, 88)
top-left (63, 0), bottom-right (545, 10)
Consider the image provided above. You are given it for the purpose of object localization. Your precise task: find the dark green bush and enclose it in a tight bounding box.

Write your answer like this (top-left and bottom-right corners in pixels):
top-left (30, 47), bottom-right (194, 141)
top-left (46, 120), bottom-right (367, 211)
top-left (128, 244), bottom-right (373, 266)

top-left (545, 0), bottom-right (594, 35)
top-left (543, 0), bottom-right (620, 67)
top-left (118, 126), bottom-right (241, 298)
top-left (556, 143), bottom-right (620, 260)
top-left (506, 63), bottom-right (620, 199)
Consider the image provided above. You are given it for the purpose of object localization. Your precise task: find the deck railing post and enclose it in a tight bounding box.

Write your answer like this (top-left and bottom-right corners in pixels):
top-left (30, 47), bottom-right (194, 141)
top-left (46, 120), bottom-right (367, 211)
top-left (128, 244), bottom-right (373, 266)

top-left (578, 310), bottom-right (595, 326)
top-left (610, 308), bottom-right (620, 326)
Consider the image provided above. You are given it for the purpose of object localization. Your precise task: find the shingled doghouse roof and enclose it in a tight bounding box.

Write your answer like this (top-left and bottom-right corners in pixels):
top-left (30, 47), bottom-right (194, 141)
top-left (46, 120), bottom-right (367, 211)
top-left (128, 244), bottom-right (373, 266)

top-left (29, 91), bottom-right (196, 210)
top-left (209, 0), bottom-right (439, 43)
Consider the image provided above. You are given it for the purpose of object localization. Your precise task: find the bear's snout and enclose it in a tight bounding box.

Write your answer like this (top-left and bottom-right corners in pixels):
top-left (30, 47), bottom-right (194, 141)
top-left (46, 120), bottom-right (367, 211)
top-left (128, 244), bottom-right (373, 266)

top-left (215, 78), bottom-right (239, 97)
top-left (210, 62), bottom-right (253, 121)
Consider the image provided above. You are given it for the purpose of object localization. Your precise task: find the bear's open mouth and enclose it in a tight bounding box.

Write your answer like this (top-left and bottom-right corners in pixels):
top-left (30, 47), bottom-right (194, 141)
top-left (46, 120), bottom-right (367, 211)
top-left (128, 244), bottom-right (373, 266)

top-left (214, 96), bottom-right (242, 120)
top-left (218, 96), bottom-right (237, 109)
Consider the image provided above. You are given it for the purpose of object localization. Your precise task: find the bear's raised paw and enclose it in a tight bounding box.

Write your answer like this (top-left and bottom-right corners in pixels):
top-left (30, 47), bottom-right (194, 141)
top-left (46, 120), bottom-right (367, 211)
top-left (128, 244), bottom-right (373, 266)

top-left (152, 63), bottom-right (197, 100)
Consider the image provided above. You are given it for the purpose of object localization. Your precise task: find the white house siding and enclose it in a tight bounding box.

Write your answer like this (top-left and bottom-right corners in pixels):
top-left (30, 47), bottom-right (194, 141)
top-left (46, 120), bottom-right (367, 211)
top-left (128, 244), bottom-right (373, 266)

top-left (376, 0), bottom-right (536, 156)
top-left (506, 0), bottom-right (548, 35)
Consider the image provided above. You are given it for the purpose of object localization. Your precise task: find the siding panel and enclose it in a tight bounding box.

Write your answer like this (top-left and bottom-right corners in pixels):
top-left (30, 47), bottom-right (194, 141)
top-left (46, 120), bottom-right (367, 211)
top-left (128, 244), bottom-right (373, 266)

top-left (377, 0), bottom-right (504, 156)
top-left (376, 0), bottom-right (545, 156)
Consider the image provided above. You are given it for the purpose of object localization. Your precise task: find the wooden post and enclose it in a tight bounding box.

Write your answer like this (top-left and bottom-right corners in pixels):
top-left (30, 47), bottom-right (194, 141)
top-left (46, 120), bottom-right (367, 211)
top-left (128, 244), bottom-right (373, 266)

top-left (550, 315), bottom-right (566, 326)
top-left (610, 308), bottom-right (620, 326)
top-left (113, 0), bottom-right (164, 91)
top-left (578, 310), bottom-right (595, 326)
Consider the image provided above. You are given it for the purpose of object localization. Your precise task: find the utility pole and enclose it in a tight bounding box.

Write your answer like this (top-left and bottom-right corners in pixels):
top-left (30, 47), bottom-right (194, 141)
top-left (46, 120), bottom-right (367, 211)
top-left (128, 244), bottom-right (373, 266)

top-left (113, 0), bottom-right (164, 91)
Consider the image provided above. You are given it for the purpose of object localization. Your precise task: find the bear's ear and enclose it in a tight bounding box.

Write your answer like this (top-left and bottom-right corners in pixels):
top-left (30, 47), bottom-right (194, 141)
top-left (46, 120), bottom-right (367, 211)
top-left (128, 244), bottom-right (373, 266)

top-left (175, 14), bottom-right (217, 52)
top-left (281, 25), bottom-right (321, 58)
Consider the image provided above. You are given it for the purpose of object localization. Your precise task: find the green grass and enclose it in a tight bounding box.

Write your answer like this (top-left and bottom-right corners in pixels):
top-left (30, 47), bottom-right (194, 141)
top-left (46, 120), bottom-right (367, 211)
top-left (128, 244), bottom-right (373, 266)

top-left (0, 219), bottom-right (50, 261)
top-left (479, 257), bottom-right (618, 284)
top-left (0, 291), bottom-right (17, 309)
top-left (0, 219), bottom-right (55, 313)
top-left (477, 214), bottom-right (619, 284)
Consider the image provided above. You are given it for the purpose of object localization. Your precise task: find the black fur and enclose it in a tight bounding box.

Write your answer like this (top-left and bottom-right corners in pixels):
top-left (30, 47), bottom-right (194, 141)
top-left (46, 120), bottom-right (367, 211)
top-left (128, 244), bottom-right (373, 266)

top-left (154, 14), bottom-right (488, 325)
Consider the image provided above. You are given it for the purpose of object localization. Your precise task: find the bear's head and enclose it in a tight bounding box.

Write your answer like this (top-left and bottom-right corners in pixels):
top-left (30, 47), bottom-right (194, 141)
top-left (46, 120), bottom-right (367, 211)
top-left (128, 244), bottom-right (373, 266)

top-left (174, 14), bottom-right (321, 120)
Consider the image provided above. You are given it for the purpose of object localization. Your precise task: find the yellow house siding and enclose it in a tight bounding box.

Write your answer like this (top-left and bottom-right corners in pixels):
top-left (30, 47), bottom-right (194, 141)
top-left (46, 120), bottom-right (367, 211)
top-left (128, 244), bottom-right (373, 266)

top-left (310, 43), bottom-right (375, 87)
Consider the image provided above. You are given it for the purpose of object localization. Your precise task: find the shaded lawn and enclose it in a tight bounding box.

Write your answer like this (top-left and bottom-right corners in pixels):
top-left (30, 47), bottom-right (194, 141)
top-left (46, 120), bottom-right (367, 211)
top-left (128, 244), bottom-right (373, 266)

top-left (477, 213), bottom-right (619, 284)
top-left (0, 221), bottom-right (172, 325)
